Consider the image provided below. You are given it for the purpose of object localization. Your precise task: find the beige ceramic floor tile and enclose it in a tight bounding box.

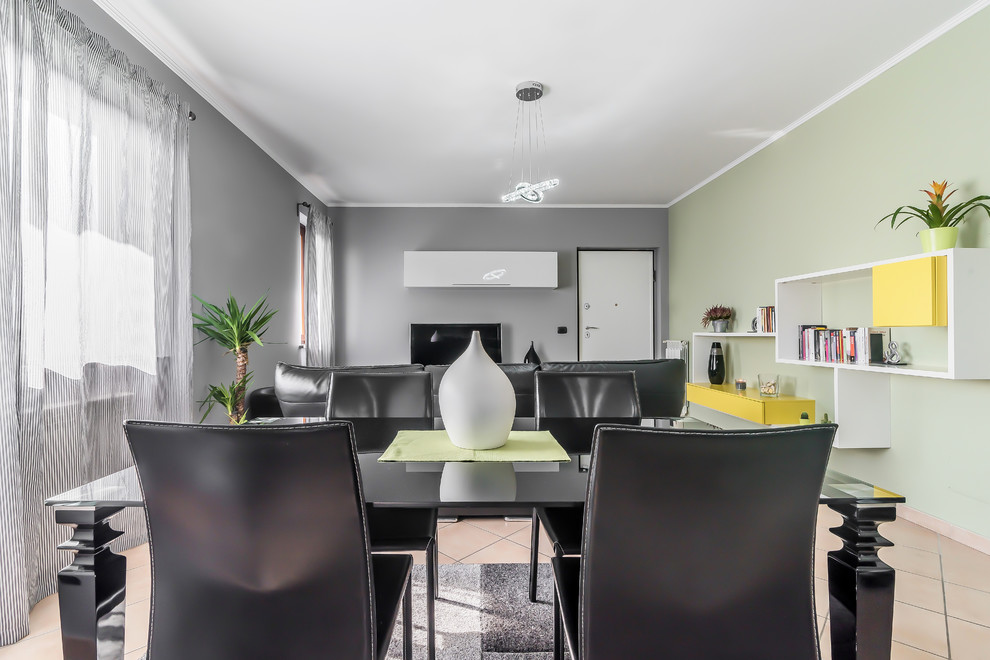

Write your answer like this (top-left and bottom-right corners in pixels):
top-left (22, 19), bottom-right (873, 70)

top-left (126, 566), bottom-right (151, 604)
top-left (463, 517), bottom-right (531, 537)
top-left (125, 649), bottom-right (146, 660)
top-left (817, 615), bottom-right (827, 636)
top-left (0, 629), bottom-right (62, 660)
top-left (944, 582), bottom-right (990, 627)
top-left (947, 616), bottom-right (990, 660)
top-left (880, 520), bottom-right (940, 554)
top-left (120, 544), bottom-right (150, 570)
top-left (124, 599), bottom-right (150, 654)
top-left (505, 525), bottom-right (554, 558)
top-left (460, 538), bottom-right (532, 564)
top-left (890, 641), bottom-right (945, 658)
top-left (438, 552), bottom-right (458, 564)
top-left (817, 504), bottom-right (843, 526)
top-left (437, 522), bottom-right (501, 561)
top-left (895, 571), bottom-right (945, 613)
top-left (815, 548), bottom-right (829, 578)
top-left (26, 593), bottom-right (60, 638)
top-left (940, 537), bottom-right (990, 592)
top-left (815, 528), bottom-right (843, 552)
top-left (891, 601), bottom-right (948, 657)
top-left (879, 545), bottom-right (942, 580)
top-left (814, 577), bottom-right (830, 617)
top-left (819, 619), bottom-right (831, 660)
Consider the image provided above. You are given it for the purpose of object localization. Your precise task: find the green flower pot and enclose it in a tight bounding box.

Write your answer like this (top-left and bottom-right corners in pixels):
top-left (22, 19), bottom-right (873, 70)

top-left (919, 227), bottom-right (958, 252)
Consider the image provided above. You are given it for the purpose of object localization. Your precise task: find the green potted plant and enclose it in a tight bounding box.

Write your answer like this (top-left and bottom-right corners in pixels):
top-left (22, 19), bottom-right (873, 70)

top-left (878, 180), bottom-right (990, 252)
top-left (193, 293), bottom-right (277, 424)
top-left (701, 304), bottom-right (733, 332)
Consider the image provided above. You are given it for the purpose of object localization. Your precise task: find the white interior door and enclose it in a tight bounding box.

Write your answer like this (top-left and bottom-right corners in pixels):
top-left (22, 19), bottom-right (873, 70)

top-left (578, 250), bottom-right (655, 360)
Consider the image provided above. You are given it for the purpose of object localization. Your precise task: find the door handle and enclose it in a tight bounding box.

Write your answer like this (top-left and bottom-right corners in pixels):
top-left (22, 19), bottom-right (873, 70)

top-left (585, 326), bottom-right (599, 330)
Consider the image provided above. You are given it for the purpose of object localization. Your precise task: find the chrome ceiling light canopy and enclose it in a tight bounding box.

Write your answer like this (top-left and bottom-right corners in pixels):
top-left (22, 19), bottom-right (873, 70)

top-left (501, 81), bottom-right (559, 204)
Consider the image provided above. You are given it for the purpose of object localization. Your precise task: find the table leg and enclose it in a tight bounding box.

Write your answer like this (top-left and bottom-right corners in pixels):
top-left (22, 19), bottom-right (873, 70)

top-left (826, 502), bottom-right (897, 660)
top-left (54, 507), bottom-right (128, 660)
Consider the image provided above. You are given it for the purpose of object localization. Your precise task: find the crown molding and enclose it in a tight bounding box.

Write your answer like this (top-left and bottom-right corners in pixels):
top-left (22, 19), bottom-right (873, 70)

top-left (325, 202), bottom-right (669, 209)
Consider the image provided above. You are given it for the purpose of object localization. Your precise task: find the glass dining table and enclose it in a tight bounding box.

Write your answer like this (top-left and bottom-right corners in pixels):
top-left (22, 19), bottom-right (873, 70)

top-left (46, 418), bottom-right (904, 660)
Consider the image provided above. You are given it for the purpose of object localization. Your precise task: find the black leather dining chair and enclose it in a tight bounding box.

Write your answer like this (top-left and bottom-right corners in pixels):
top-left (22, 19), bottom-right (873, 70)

top-left (551, 423), bottom-right (837, 660)
top-left (327, 371), bottom-right (439, 660)
top-left (528, 371), bottom-right (641, 602)
top-left (123, 420), bottom-right (413, 660)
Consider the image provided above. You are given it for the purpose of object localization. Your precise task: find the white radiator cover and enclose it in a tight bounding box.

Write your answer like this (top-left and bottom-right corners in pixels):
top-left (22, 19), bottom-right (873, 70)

top-left (403, 251), bottom-right (558, 288)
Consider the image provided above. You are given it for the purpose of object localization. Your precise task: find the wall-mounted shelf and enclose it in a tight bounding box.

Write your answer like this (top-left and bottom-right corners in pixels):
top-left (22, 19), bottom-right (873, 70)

top-left (774, 248), bottom-right (990, 448)
top-left (686, 383), bottom-right (814, 425)
top-left (690, 332), bottom-right (775, 383)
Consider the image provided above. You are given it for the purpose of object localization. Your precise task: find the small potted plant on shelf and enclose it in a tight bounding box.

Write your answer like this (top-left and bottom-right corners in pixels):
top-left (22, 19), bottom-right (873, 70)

top-left (701, 304), bottom-right (733, 332)
top-left (877, 180), bottom-right (990, 252)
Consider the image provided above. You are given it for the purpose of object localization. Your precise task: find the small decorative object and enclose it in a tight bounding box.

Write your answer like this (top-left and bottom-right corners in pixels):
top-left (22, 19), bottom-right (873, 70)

top-left (799, 412), bottom-right (811, 425)
top-left (734, 379), bottom-right (747, 390)
top-left (821, 412), bottom-right (831, 424)
top-left (707, 342), bottom-right (726, 385)
top-left (883, 340), bottom-right (902, 364)
top-left (758, 373), bottom-right (779, 397)
top-left (701, 304), bottom-right (733, 332)
top-left (193, 293), bottom-right (277, 424)
top-left (439, 330), bottom-right (516, 450)
top-left (750, 317), bottom-right (758, 332)
top-left (877, 180), bottom-right (990, 252)
top-left (523, 341), bottom-right (542, 364)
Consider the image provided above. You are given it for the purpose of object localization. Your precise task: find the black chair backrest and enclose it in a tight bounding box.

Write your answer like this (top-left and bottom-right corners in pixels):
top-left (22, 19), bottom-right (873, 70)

top-left (535, 371), bottom-right (641, 453)
top-left (327, 372), bottom-right (433, 452)
top-left (124, 421), bottom-right (377, 660)
top-left (540, 359), bottom-right (686, 418)
top-left (328, 372), bottom-right (433, 418)
top-left (580, 424), bottom-right (836, 660)
top-left (274, 362), bottom-right (424, 417)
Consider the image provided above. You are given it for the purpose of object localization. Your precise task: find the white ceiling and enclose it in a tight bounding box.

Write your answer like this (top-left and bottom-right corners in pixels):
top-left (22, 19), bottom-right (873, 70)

top-left (96, 0), bottom-right (987, 207)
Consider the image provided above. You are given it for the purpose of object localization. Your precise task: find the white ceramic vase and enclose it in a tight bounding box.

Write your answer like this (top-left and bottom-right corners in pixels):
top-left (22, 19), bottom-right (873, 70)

top-left (438, 330), bottom-right (516, 450)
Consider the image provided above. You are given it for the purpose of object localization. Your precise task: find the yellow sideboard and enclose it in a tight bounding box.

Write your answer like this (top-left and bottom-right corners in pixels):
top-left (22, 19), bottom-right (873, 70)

top-left (686, 383), bottom-right (815, 425)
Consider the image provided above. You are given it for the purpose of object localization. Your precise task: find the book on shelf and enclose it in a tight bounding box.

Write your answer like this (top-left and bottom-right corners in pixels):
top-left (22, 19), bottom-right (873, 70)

top-left (797, 325), bottom-right (872, 365)
top-left (756, 305), bottom-right (776, 333)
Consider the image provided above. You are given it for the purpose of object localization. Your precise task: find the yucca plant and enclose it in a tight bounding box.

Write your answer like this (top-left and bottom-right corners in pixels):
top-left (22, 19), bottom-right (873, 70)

top-left (193, 293), bottom-right (277, 423)
top-left (878, 180), bottom-right (990, 229)
top-left (199, 373), bottom-right (253, 424)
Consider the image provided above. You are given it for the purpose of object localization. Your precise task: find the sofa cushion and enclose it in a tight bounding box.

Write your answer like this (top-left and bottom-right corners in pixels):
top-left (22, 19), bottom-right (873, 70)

top-left (273, 362), bottom-right (424, 417)
top-left (245, 386), bottom-right (283, 419)
top-left (426, 363), bottom-right (538, 418)
top-left (540, 359), bottom-right (686, 418)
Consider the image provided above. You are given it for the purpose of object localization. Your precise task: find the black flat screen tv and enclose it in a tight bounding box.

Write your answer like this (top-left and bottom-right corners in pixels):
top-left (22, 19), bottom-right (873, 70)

top-left (410, 323), bottom-right (502, 365)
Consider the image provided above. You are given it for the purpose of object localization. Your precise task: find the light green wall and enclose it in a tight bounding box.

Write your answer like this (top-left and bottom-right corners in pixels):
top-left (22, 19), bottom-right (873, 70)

top-left (669, 8), bottom-right (990, 538)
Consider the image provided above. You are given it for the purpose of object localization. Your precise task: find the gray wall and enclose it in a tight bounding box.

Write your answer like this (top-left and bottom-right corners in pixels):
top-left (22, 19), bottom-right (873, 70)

top-left (332, 207), bottom-right (668, 366)
top-left (61, 0), bottom-right (324, 419)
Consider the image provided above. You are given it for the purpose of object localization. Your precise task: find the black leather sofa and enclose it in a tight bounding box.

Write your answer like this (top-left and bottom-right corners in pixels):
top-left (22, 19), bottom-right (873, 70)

top-left (247, 359), bottom-right (686, 421)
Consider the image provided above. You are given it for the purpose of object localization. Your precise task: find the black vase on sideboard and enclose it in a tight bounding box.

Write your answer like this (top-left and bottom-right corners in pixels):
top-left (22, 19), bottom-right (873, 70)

top-left (708, 342), bottom-right (726, 385)
top-left (523, 341), bottom-right (542, 364)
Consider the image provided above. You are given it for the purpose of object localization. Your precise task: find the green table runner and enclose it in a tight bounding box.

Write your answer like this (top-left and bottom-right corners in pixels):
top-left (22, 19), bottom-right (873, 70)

top-left (378, 430), bottom-right (570, 463)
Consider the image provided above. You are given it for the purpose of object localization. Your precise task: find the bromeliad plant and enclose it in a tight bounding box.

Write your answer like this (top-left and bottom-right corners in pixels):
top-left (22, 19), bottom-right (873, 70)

top-left (193, 293), bottom-right (276, 424)
top-left (878, 180), bottom-right (990, 230)
top-left (700, 304), bottom-right (733, 328)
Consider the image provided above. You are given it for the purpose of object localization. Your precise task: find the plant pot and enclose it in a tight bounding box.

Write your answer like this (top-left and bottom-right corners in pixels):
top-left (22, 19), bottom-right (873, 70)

top-left (919, 227), bottom-right (958, 252)
top-left (438, 331), bottom-right (516, 450)
top-left (712, 319), bottom-right (730, 333)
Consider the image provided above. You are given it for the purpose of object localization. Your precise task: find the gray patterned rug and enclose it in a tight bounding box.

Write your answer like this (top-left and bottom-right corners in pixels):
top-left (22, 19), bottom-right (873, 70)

top-left (386, 563), bottom-right (570, 660)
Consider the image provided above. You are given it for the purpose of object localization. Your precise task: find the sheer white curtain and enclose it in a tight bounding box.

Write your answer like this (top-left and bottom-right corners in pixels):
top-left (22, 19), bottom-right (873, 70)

top-left (304, 208), bottom-right (335, 366)
top-left (0, 0), bottom-right (193, 644)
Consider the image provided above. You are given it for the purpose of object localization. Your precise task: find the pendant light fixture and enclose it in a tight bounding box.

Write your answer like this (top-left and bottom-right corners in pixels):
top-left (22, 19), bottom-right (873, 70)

top-left (501, 81), bottom-right (559, 204)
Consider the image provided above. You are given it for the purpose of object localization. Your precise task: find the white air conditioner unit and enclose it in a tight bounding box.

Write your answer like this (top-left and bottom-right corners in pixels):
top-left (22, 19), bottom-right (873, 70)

top-left (403, 251), bottom-right (557, 288)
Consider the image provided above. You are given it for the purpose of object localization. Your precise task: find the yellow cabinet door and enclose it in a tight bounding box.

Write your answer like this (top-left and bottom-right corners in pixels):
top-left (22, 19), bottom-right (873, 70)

top-left (872, 256), bottom-right (947, 327)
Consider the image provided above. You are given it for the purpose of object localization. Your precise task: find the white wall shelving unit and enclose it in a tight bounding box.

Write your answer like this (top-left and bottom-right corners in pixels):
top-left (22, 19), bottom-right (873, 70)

top-left (774, 248), bottom-right (990, 448)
